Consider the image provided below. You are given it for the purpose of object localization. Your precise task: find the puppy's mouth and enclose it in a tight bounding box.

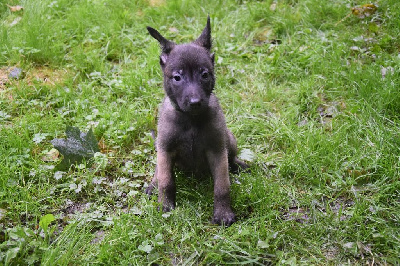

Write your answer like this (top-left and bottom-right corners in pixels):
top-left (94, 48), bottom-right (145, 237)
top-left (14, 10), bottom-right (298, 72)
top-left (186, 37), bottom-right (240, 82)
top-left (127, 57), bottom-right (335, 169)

top-left (183, 105), bottom-right (202, 115)
top-left (182, 98), bottom-right (208, 115)
top-left (187, 109), bottom-right (202, 115)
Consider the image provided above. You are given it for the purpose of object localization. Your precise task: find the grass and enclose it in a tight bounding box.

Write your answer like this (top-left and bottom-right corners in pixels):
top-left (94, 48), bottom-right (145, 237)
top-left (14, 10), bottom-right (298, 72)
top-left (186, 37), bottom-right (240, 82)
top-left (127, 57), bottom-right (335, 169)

top-left (1, 0), bottom-right (399, 264)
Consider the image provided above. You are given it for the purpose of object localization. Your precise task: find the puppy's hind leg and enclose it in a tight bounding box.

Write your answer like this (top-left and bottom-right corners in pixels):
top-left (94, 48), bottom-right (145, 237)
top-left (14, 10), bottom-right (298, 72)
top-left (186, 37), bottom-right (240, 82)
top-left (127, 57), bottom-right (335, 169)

top-left (227, 130), bottom-right (249, 174)
top-left (230, 157), bottom-right (249, 174)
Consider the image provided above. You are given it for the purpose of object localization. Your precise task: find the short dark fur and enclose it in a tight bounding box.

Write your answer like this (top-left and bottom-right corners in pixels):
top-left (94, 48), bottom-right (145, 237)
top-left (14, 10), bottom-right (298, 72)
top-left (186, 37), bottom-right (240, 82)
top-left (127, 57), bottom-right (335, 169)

top-left (146, 17), bottom-right (248, 226)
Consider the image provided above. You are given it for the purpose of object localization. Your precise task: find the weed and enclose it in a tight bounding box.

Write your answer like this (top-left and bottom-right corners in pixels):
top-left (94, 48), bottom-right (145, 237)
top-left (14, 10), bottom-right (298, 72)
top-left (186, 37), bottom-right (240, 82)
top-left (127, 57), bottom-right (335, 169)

top-left (0, 0), bottom-right (399, 264)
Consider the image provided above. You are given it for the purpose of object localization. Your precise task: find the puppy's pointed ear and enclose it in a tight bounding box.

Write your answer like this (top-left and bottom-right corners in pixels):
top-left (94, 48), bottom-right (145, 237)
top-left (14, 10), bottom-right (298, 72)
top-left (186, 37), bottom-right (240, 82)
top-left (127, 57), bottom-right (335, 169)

top-left (193, 16), bottom-right (212, 51)
top-left (147, 26), bottom-right (175, 53)
top-left (147, 26), bottom-right (175, 66)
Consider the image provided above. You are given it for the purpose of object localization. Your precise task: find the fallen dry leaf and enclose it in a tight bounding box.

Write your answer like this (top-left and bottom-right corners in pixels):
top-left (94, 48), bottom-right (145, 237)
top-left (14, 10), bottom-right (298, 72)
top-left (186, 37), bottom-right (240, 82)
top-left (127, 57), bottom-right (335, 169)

top-left (98, 137), bottom-right (116, 154)
top-left (253, 27), bottom-right (281, 46)
top-left (346, 168), bottom-right (368, 178)
top-left (351, 4), bottom-right (377, 18)
top-left (335, 3), bottom-right (378, 26)
top-left (41, 148), bottom-right (60, 162)
top-left (7, 4), bottom-right (24, 12)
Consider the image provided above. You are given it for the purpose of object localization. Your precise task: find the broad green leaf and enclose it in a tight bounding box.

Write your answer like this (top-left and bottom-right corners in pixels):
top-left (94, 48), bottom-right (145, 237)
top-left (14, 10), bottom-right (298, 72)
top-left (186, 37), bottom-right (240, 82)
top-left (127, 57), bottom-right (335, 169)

top-left (5, 247), bottom-right (20, 265)
top-left (39, 214), bottom-right (55, 232)
top-left (238, 148), bottom-right (256, 162)
top-left (51, 126), bottom-right (100, 170)
top-left (138, 243), bottom-right (153, 253)
top-left (33, 133), bottom-right (49, 144)
top-left (257, 240), bottom-right (269, 249)
top-left (281, 256), bottom-right (297, 266)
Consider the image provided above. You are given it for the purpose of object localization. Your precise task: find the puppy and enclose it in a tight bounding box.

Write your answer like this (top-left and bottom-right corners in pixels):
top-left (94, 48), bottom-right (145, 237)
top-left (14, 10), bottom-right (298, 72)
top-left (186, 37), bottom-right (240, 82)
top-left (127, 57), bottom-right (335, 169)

top-left (146, 17), bottom-right (248, 226)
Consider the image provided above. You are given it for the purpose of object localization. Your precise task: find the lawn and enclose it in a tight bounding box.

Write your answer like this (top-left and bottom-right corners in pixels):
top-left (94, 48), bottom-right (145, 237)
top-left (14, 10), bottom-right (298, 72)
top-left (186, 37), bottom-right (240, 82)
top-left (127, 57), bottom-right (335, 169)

top-left (0, 0), bottom-right (399, 264)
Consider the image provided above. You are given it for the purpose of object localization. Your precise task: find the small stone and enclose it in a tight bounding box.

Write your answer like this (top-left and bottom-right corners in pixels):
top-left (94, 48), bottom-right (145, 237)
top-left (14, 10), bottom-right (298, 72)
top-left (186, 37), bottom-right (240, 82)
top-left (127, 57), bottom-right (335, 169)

top-left (8, 67), bottom-right (24, 80)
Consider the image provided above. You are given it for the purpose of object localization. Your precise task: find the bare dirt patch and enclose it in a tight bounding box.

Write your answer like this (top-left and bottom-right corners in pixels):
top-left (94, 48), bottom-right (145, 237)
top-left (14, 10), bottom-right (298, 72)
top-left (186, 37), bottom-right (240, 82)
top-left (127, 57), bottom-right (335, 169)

top-left (282, 196), bottom-right (355, 224)
top-left (0, 67), bottom-right (10, 91)
top-left (1, 66), bottom-right (72, 89)
top-left (26, 66), bottom-right (72, 86)
top-left (282, 206), bottom-right (310, 223)
top-left (1, 66), bottom-right (73, 101)
top-left (148, 0), bottom-right (166, 7)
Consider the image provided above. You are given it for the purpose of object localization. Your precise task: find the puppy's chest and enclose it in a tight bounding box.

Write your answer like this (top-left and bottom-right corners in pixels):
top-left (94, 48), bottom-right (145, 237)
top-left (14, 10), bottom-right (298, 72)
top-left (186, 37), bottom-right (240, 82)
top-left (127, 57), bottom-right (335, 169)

top-left (171, 124), bottom-right (212, 171)
top-left (176, 125), bottom-right (207, 155)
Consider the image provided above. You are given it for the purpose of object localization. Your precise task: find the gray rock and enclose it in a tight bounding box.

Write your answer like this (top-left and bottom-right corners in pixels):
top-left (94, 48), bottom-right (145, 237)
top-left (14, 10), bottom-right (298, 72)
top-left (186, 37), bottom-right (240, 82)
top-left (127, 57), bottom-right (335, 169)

top-left (8, 67), bottom-right (24, 80)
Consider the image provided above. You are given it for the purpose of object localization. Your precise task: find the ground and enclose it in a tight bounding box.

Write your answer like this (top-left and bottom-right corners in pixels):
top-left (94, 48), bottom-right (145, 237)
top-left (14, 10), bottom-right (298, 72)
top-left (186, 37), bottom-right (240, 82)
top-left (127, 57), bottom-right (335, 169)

top-left (0, 0), bottom-right (399, 264)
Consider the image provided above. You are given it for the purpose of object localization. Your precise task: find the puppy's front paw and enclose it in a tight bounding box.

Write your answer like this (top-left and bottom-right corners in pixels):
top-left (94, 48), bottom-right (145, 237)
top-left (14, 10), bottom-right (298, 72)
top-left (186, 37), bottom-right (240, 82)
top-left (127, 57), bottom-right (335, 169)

top-left (212, 209), bottom-right (236, 226)
top-left (162, 203), bottom-right (175, 212)
top-left (159, 195), bottom-right (176, 213)
top-left (145, 183), bottom-right (155, 196)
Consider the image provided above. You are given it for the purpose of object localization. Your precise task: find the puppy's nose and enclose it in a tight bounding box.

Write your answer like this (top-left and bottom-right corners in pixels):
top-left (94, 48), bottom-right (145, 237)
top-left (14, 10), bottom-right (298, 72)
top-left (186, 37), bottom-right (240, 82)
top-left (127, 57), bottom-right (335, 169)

top-left (189, 98), bottom-right (201, 107)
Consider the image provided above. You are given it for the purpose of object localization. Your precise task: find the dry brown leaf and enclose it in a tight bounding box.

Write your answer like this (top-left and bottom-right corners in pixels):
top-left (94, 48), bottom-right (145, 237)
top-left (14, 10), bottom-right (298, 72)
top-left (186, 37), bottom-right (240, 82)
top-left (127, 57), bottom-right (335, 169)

top-left (41, 148), bottom-right (60, 162)
top-left (351, 4), bottom-right (377, 18)
top-left (253, 27), bottom-right (279, 46)
top-left (335, 3), bottom-right (378, 26)
top-left (7, 4), bottom-right (24, 12)
top-left (346, 169), bottom-right (368, 178)
top-left (98, 137), bottom-right (116, 154)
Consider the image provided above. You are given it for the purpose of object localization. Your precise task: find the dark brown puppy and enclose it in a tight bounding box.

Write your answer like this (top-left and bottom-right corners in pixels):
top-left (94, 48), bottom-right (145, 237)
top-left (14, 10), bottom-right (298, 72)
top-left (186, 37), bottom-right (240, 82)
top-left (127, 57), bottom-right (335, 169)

top-left (146, 17), bottom-right (248, 226)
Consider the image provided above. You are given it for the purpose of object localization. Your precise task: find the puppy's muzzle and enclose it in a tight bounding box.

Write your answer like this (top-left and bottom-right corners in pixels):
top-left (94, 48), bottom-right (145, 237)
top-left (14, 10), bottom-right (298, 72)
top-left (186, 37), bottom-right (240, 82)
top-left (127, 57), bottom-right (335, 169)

top-left (189, 97), bottom-right (202, 108)
top-left (187, 97), bottom-right (204, 114)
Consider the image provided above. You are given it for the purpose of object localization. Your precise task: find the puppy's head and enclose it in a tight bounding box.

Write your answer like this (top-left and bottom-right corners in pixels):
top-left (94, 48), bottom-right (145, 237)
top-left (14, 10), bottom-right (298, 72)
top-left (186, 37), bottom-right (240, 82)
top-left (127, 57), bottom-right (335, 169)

top-left (147, 17), bottom-right (215, 115)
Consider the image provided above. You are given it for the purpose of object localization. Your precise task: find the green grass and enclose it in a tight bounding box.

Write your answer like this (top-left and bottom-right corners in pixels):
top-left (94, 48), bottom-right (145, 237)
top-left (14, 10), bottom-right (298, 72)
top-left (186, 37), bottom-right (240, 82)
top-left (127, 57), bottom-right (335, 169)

top-left (1, 0), bottom-right (400, 264)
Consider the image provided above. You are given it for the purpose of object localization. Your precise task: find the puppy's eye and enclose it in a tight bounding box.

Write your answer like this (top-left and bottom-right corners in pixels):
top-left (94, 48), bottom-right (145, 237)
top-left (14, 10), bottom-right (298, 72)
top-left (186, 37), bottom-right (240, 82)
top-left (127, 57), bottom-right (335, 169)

top-left (201, 72), bottom-right (209, 80)
top-left (173, 75), bottom-right (181, 82)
